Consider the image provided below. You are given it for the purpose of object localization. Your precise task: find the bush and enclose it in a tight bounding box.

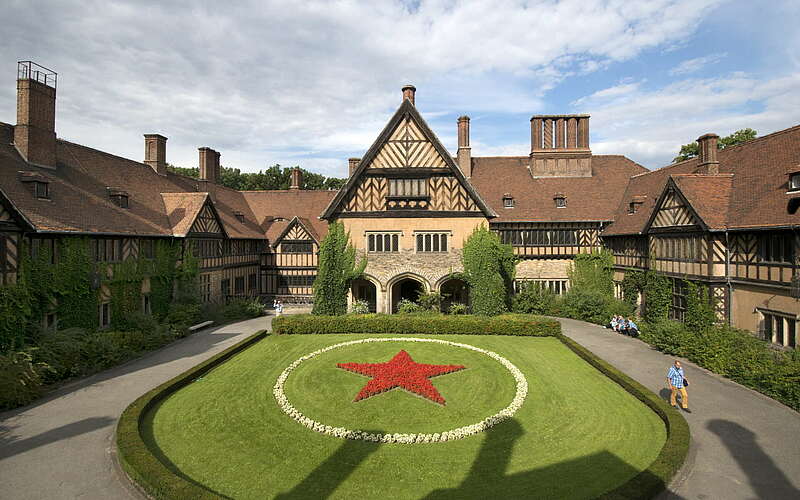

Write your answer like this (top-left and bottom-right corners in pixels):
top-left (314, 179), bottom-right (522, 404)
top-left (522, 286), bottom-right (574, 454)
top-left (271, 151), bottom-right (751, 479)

top-left (448, 303), bottom-right (468, 315)
top-left (164, 303), bottom-right (202, 335)
top-left (350, 300), bottom-right (370, 314)
top-left (313, 222), bottom-right (366, 316)
top-left (462, 226), bottom-right (516, 315)
top-left (417, 292), bottom-right (443, 312)
top-left (272, 313), bottom-right (561, 337)
top-left (640, 320), bottom-right (800, 411)
top-left (396, 299), bottom-right (420, 314)
top-left (558, 289), bottom-right (633, 326)
top-left (0, 350), bottom-right (49, 410)
top-left (512, 282), bottom-right (557, 315)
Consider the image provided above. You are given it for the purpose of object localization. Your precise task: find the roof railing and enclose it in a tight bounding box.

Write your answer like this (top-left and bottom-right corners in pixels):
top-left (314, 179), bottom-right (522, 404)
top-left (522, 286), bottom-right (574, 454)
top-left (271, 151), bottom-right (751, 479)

top-left (17, 61), bottom-right (57, 88)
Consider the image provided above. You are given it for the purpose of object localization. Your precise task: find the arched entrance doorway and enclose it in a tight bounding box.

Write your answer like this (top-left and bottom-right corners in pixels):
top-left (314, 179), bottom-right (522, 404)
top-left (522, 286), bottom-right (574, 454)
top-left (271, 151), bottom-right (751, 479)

top-left (440, 278), bottom-right (469, 313)
top-left (390, 276), bottom-right (425, 313)
top-left (351, 278), bottom-right (377, 313)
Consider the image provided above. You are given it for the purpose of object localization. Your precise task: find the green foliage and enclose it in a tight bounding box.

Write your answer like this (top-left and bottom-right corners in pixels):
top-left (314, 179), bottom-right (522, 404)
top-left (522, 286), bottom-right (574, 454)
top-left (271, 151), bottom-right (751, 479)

top-left (0, 282), bottom-right (32, 351)
top-left (620, 270), bottom-right (646, 309)
top-left (448, 302), bottom-right (468, 315)
top-left (350, 300), bottom-right (370, 314)
top-left (461, 226), bottom-right (516, 315)
top-left (684, 281), bottom-right (717, 332)
top-left (272, 313), bottom-right (561, 337)
top-left (643, 273), bottom-right (672, 323)
top-left (557, 289), bottom-right (633, 325)
top-left (396, 298), bottom-right (420, 314)
top-left (417, 291), bottom-right (443, 312)
top-left (166, 163), bottom-right (346, 191)
top-left (312, 222), bottom-right (366, 316)
top-left (164, 303), bottom-right (203, 336)
top-left (512, 282), bottom-right (557, 315)
top-left (202, 298), bottom-right (264, 325)
top-left (0, 350), bottom-right (49, 410)
top-left (569, 249), bottom-right (614, 296)
top-left (640, 320), bottom-right (800, 411)
top-left (673, 128), bottom-right (757, 162)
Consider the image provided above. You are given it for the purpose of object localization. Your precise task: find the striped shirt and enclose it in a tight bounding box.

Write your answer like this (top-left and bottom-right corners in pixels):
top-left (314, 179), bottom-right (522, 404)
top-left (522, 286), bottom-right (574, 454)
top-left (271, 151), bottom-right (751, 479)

top-left (668, 366), bottom-right (685, 388)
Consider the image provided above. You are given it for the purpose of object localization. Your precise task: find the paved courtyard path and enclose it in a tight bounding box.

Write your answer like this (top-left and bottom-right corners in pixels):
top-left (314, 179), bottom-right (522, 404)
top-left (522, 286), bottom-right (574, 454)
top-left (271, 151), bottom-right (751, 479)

top-left (558, 317), bottom-right (800, 500)
top-left (0, 316), bottom-right (271, 500)
top-left (2, 316), bottom-right (798, 499)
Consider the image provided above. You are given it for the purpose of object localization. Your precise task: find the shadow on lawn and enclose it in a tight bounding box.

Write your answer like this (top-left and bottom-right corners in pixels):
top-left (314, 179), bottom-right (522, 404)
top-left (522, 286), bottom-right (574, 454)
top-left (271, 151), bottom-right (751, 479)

top-left (275, 430), bottom-right (382, 500)
top-left (424, 418), bottom-right (679, 500)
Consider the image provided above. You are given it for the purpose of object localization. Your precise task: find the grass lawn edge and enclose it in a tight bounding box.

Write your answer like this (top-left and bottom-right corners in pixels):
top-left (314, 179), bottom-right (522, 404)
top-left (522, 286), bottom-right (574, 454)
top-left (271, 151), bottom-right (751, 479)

top-left (116, 320), bottom-right (689, 500)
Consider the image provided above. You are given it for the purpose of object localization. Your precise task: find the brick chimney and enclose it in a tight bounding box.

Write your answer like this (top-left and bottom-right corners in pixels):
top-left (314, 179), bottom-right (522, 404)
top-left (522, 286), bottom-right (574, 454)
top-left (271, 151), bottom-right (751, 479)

top-left (348, 157), bottom-right (360, 177)
top-left (198, 147), bottom-right (219, 184)
top-left (290, 167), bottom-right (303, 190)
top-left (14, 61), bottom-right (57, 169)
top-left (144, 134), bottom-right (167, 175)
top-left (457, 115), bottom-right (472, 177)
top-left (529, 114), bottom-right (592, 178)
top-left (697, 133), bottom-right (719, 174)
top-left (402, 84), bottom-right (416, 105)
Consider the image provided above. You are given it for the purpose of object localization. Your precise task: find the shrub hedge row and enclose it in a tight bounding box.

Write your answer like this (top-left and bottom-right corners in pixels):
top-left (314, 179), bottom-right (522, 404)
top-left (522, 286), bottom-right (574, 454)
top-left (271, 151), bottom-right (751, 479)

top-left (558, 335), bottom-right (690, 499)
top-left (272, 313), bottom-right (562, 337)
top-left (116, 330), bottom-right (268, 499)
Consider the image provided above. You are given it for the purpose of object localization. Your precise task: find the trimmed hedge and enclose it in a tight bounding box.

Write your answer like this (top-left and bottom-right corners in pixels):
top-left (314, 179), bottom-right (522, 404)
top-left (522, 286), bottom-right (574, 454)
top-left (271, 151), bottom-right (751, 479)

top-left (558, 335), bottom-right (690, 499)
top-left (116, 330), bottom-right (268, 499)
top-left (272, 313), bottom-right (561, 337)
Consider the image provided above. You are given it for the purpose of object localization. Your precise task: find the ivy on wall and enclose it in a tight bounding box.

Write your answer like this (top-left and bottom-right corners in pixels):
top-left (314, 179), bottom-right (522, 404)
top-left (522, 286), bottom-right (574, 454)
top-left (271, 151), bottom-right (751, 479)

top-left (643, 273), bottom-right (672, 324)
top-left (620, 270), bottom-right (646, 309)
top-left (462, 226), bottom-right (516, 316)
top-left (684, 281), bottom-right (717, 331)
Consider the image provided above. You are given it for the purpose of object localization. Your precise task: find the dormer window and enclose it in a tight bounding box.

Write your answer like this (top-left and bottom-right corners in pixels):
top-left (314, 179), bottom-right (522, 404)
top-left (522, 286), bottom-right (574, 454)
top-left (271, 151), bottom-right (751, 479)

top-left (34, 181), bottom-right (49, 199)
top-left (107, 188), bottom-right (129, 208)
top-left (503, 194), bottom-right (515, 208)
top-left (234, 211), bottom-right (245, 223)
top-left (554, 195), bottom-right (566, 208)
top-left (628, 195), bottom-right (646, 214)
top-left (790, 172), bottom-right (800, 192)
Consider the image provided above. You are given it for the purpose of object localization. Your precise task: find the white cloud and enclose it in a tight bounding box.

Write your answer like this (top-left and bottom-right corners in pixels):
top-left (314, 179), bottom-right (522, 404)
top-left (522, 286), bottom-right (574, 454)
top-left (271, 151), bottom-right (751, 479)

top-left (575, 72), bottom-right (800, 167)
top-left (0, 0), bottom-right (727, 177)
top-left (669, 53), bottom-right (727, 76)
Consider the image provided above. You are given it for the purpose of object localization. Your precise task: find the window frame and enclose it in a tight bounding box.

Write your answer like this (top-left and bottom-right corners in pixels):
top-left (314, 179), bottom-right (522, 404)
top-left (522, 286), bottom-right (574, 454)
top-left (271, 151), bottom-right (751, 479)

top-left (388, 178), bottom-right (428, 199)
top-left (414, 231), bottom-right (450, 253)
top-left (502, 196), bottom-right (515, 208)
top-left (34, 181), bottom-right (49, 199)
top-left (789, 172), bottom-right (800, 192)
top-left (366, 232), bottom-right (401, 253)
top-left (554, 196), bottom-right (567, 208)
top-left (99, 302), bottom-right (111, 329)
top-left (281, 241), bottom-right (314, 254)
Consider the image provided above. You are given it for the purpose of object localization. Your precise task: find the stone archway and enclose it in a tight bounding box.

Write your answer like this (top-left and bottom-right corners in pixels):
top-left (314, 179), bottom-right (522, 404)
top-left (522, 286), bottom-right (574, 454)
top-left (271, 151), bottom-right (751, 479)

top-left (351, 277), bottom-right (378, 313)
top-left (439, 278), bottom-right (469, 313)
top-left (389, 274), bottom-right (427, 313)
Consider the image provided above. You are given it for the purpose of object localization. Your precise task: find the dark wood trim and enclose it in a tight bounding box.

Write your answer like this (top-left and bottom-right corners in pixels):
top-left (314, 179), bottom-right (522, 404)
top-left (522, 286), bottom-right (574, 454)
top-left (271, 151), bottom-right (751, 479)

top-left (333, 210), bottom-right (486, 218)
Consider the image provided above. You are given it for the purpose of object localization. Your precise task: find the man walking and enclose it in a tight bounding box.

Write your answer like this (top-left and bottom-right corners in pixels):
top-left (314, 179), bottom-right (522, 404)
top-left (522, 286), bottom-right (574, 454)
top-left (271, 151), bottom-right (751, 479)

top-left (667, 360), bottom-right (690, 412)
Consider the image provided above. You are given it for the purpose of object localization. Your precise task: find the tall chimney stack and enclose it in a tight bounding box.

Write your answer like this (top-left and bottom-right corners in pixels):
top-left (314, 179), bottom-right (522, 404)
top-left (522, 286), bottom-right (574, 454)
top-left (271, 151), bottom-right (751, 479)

top-left (402, 84), bottom-right (416, 105)
top-left (697, 133), bottom-right (719, 174)
top-left (290, 167), bottom-right (303, 190)
top-left (198, 147), bottom-right (218, 184)
top-left (14, 61), bottom-right (57, 169)
top-left (457, 115), bottom-right (472, 177)
top-left (348, 157), bottom-right (360, 177)
top-left (144, 134), bottom-right (167, 175)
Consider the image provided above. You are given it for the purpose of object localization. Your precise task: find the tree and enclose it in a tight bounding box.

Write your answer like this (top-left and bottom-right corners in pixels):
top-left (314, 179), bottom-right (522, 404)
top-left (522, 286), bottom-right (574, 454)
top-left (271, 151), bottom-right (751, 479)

top-left (673, 128), bottom-right (757, 162)
top-left (166, 163), bottom-right (346, 191)
top-left (312, 222), bottom-right (366, 315)
top-left (461, 226), bottom-right (516, 315)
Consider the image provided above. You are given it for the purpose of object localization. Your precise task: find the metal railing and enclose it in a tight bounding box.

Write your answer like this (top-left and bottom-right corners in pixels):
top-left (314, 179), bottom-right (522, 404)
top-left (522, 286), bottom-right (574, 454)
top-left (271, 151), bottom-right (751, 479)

top-left (17, 61), bottom-right (57, 88)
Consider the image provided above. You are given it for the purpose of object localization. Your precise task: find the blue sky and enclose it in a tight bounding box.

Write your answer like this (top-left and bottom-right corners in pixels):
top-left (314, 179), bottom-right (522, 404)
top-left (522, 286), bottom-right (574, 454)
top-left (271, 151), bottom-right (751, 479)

top-left (1, 0), bottom-right (798, 177)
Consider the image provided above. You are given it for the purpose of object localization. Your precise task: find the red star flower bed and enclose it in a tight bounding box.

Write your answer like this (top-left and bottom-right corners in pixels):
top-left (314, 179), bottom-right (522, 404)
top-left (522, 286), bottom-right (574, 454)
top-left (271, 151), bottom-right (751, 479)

top-left (337, 350), bottom-right (466, 405)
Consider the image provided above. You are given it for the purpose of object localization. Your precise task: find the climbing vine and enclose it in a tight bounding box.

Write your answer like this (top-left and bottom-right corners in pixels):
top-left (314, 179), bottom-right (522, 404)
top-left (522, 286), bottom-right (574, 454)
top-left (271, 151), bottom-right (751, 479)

top-left (685, 280), bottom-right (717, 331)
top-left (462, 225), bottom-right (516, 316)
top-left (643, 272), bottom-right (672, 323)
top-left (620, 270), bottom-right (646, 309)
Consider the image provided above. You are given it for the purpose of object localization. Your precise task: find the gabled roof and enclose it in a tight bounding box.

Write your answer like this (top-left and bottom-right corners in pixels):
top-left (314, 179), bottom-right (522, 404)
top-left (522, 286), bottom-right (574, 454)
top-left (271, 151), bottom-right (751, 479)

top-left (0, 122), bottom-right (264, 239)
top-left (160, 192), bottom-right (229, 238)
top-left (604, 124), bottom-right (800, 236)
top-left (241, 189), bottom-right (336, 243)
top-left (320, 99), bottom-right (496, 219)
top-left (270, 216), bottom-right (320, 248)
top-left (470, 155), bottom-right (647, 223)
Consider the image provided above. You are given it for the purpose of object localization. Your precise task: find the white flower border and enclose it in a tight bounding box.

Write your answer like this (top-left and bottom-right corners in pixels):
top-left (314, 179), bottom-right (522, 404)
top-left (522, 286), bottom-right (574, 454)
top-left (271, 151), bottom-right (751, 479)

top-left (273, 337), bottom-right (528, 444)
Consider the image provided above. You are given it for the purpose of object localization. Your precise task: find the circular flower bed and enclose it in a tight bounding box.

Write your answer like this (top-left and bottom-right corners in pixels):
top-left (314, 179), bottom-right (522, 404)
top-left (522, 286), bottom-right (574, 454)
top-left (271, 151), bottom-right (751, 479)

top-left (273, 337), bottom-right (528, 444)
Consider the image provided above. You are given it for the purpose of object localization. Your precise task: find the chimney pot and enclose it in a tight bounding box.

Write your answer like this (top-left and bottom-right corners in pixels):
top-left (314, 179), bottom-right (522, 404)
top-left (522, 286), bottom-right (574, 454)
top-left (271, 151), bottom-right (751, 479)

top-left (144, 134), bottom-right (167, 175)
top-left (348, 157), bottom-right (361, 177)
top-left (697, 133), bottom-right (719, 174)
top-left (402, 84), bottom-right (416, 105)
top-left (199, 147), bottom-right (218, 184)
top-left (290, 167), bottom-right (303, 190)
top-left (457, 116), bottom-right (472, 177)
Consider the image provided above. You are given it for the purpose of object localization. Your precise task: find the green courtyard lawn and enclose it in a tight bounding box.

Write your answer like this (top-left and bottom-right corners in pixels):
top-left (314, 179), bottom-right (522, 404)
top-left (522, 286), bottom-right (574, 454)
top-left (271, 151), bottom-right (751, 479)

top-left (144, 334), bottom-right (666, 499)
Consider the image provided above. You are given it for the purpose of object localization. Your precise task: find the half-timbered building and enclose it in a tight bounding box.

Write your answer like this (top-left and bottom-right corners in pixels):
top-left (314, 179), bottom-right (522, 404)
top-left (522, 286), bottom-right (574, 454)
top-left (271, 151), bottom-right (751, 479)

top-left (0, 62), bottom-right (797, 342)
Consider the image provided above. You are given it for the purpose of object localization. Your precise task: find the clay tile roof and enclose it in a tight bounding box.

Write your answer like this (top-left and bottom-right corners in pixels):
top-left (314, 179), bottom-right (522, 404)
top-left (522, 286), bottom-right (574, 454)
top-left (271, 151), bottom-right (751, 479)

top-left (672, 174), bottom-right (733, 230)
top-left (241, 189), bottom-right (337, 243)
top-left (160, 192), bottom-right (209, 237)
top-left (470, 155), bottom-right (647, 223)
top-left (604, 123), bottom-right (800, 235)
